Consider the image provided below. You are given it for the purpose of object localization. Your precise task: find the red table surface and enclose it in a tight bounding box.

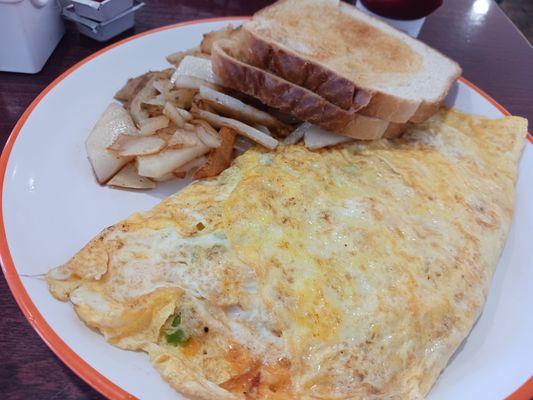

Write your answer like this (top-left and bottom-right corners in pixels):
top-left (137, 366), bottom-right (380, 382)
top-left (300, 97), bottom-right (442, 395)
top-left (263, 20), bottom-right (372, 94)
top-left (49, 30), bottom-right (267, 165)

top-left (0, 0), bottom-right (532, 399)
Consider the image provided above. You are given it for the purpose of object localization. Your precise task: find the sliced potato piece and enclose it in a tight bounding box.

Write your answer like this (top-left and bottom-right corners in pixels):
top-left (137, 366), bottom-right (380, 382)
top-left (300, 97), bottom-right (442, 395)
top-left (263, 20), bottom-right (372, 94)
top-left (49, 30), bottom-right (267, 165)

top-left (194, 127), bottom-right (236, 179)
top-left (86, 103), bottom-right (139, 184)
top-left (167, 128), bottom-right (199, 148)
top-left (143, 103), bottom-right (164, 118)
top-left (137, 144), bottom-right (210, 179)
top-left (191, 98), bottom-right (216, 113)
top-left (139, 115), bottom-right (169, 136)
top-left (173, 171), bottom-right (187, 179)
top-left (194, 110), bottom-right (278, 149)
top-left (172, 75), bottom-right (218, 91)
top-left (115, 72), bottom-right (151, 103)
top-left (108, 134), bottom-right (166, 157)
top-left (174, 155), bottom-right (208, 174)
top-left (153, 79), bottom-right (185, 104)
top-left (173, 88), bottom-right (196, 109)
top-left (116, 69), bottom-right (173, 106)
top-left (107, 163), bottom-right (155, 189)
top-left (156, 124), bottom-right (178, 140)
top-left (152, 172), bottom-right (177, 182)
top-left (304, 125), bottom-right (353, 150)
top-left (166, 46), bottom-right (202, 67)
top-left (199, 86), bottom-right (283, 128)
top-left (172, 56), bottom-right (220, 85)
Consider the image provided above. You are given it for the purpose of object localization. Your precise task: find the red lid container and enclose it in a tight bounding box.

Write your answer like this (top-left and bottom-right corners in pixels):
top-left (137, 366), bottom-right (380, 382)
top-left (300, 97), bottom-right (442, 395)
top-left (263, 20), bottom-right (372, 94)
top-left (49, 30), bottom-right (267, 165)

top-left (360, 0), bottom-right (443, 20)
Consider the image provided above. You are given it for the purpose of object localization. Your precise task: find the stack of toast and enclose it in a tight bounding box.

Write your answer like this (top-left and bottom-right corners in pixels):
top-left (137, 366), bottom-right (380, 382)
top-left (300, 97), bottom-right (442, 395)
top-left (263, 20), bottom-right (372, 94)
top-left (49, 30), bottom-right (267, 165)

top-left (212, 0), bottom-right (462, 139)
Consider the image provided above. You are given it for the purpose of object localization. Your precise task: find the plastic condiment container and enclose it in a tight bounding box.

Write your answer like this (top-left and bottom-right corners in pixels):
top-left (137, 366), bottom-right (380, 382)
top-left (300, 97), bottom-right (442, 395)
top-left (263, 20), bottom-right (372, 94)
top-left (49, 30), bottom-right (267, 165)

top-left (356, 0), bottom-right (433, 38)
top-left (0, 0), bottom-right (65, 73)
top-left (62, 1), bottom-right (144, 42)
top-left (71, 0), bottom-right (133, 22)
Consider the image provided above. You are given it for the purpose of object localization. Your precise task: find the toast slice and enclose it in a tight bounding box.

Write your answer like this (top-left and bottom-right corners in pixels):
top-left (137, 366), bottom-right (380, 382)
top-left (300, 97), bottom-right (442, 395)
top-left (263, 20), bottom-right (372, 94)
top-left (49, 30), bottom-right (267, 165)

top-left (243, 0), bottom-right (462, 123)
top-left (212, 39), bottom-right (405, 140)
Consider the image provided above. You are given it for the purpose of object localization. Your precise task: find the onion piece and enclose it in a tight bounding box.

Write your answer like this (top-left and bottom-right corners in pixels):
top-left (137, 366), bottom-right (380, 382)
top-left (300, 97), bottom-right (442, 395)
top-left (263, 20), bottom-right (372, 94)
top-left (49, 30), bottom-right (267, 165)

top-left (152, 79), bottom-right (171, 95)
top-left (107, 134), bottom-right (166, 156)
top-left (163, 102), bottom-right (192, 128)
top-left (198, 86), bottom-right (282, 128)
top-left (196, 127), bottom-right (221, 148)
top-left (137, 144), bottom-right (210, 178)
top-left (193, 120), bottom-right (221, 148)
top-left (254, 124), bottom-right (271, 135)
top-left (194, 110), bottom-right (278, 150)
top-left (153, 79), bottom-right (189, 105)
top-left (143, 93), bottom-right (166, 106)
top-left (107, 163), bottom-right (155, 189)
top-left (139, 115), bottom-right (169, 136)
top-left (129, 79), bottom-right (158, 125)
top-left (303, 125), bottom-right (353, 150)
top-left (177, 107), bottom-right (192, 120)
top-left (284, 123), bottom-right (310, 145)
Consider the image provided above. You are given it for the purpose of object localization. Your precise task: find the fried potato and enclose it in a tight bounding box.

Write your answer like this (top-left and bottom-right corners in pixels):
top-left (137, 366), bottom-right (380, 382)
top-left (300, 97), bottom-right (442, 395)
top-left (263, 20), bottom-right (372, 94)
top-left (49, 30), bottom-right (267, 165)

top-left (193, 127), bottom-right (236, 179)
top-left (194, 109), bottom-right (278, 149)
top-left (108, 134), bottom-right (166, 156)
top-left (115, 69), bottom-right (173, 105)
top-left (139, 116), bottom-right (170, 136)
top-left (200, 25), bottom-right (235, 55)
top-left (166, 46), bottom-right (204, 67)
top-left (107, 163), bottom-right (155, 189)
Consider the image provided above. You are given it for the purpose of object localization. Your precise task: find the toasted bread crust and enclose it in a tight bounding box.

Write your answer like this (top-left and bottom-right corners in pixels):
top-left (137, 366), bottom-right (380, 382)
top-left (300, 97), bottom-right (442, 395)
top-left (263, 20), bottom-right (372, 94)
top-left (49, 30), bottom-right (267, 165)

top-left (410, 88), bottom-right (456, 123)
top-left (212, 40), bottom-right (354, 133)
top-left (244, 27), bottom-right (424, 124)
top-left (242, 0), bottom-right (462, 124)
top-left (356, 91), bottom-right (420, 122)
top-left (243, 28), bottom-right (371, 112)
top-left (212, 40), bottom-right (406, 140)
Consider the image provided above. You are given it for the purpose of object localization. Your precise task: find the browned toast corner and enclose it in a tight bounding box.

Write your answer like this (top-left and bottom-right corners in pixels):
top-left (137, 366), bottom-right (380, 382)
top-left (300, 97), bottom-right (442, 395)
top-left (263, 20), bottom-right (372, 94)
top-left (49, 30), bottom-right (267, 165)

top-left (244, 0), bottom-right (461, 124)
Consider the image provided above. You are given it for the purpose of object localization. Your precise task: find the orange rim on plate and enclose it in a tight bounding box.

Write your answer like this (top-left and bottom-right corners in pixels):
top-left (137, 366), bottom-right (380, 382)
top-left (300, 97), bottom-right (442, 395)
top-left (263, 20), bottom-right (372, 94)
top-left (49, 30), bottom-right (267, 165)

top-left (0, 17), bottom-right (531, 400)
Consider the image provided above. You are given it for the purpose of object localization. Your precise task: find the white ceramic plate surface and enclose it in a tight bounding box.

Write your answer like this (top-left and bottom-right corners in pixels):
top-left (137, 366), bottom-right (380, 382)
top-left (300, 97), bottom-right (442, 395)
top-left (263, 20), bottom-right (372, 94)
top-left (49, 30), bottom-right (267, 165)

top-left (1, 18), bottom-right (532, 400)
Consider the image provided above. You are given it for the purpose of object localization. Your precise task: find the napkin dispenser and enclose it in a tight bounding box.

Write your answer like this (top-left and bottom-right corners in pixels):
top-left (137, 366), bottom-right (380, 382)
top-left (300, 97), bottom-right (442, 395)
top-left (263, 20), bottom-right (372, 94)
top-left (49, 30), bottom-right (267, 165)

top-left (62, 1), bottom-right (144, 42)
top-left (0, 0), bottom-right (65, 73)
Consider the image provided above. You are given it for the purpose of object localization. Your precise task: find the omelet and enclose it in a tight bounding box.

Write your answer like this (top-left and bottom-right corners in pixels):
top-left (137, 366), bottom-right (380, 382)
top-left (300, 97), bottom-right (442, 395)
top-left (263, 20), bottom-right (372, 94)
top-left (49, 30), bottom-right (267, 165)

top-left (47, 108), bottom-right (527, 399)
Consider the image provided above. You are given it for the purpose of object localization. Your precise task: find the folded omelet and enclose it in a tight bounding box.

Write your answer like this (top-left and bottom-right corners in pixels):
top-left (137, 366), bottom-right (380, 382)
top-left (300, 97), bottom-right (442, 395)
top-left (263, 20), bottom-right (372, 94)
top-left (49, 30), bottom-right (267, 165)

top-left (47, 109), bottom-right (527, 399)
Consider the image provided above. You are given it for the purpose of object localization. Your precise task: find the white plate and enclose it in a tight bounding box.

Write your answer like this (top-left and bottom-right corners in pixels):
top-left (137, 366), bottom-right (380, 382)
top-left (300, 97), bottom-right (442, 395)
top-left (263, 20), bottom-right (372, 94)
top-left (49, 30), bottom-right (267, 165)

top-left (1, 18), bottom-right (532, 400)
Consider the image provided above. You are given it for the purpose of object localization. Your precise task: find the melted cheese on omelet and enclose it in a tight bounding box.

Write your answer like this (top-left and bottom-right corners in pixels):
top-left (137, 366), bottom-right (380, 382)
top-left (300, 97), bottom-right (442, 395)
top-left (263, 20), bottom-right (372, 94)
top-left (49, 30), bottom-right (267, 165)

top-left (47, 109), bottom-right (527, 400)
